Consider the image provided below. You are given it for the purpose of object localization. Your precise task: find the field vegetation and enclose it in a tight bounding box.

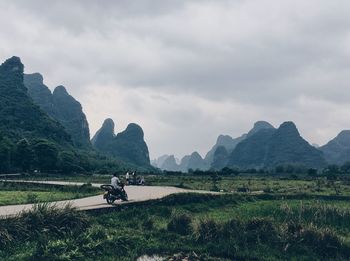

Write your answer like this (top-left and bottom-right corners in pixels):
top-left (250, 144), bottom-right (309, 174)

top-left (10, 171), bottom-right (350, 196)
top-left (0, 193), bottom-right (349, 260)
top-left (0, 181), bottom-right (100, 205)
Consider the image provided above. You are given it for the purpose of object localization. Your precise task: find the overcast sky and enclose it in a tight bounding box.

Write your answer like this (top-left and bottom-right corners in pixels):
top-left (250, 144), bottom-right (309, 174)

top-left (1, 0), bottom-right (350, 159)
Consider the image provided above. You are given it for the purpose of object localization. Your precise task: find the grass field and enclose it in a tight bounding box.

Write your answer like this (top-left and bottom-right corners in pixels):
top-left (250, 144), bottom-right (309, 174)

top-left (0, 181), bottom-right (101, 205)
top-left (1, 193), bottom-right (349, 260)
top-left (1, 173), bottom-right (349, 260)
top-left (10, 172), bottom-right (350, 196)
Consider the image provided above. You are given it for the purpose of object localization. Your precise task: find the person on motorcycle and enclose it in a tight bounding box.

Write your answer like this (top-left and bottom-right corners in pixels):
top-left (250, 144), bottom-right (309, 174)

top-left (111, 173), bottom-right (121, 193)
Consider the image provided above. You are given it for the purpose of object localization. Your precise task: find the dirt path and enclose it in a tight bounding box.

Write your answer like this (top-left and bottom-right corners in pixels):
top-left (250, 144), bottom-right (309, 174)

top-left (0, 180), bottom-right (213, 217)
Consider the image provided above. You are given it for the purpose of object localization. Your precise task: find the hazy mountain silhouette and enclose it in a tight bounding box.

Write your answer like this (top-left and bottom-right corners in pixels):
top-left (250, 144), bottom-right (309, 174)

top-left (0, 57), bottom-right (71, 145)
top-left (320, 130), bottom-right (350, 165)
top-left (24, 73), bottom-right (90, 148)
top-left (209, 121), bottom-right (274, 169)
top-left (151, 154), bottom-right (169, 168)
top-left (160, 155), bottom-right (179, 171)
top-left (92, 118), bottom-right (150, 167)
top-left (211, 146), bottom-right (229, 170)
top-left (204, 134), bottom-right (246, 166)
top-left (228, 121), bottom-right (326, 169)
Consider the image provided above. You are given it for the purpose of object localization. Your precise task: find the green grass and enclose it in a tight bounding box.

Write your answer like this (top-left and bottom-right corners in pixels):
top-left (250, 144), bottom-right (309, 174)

top-left (0, 191), bottom-right (95, 206)
top-left (13, 172), bottom-right (350, 196)
top-left (1, 173), bottom-right (349, 259)
top-left (0, 181), bottom-right (100, 205)
top-left (1, 193), bottom-right (349, 260)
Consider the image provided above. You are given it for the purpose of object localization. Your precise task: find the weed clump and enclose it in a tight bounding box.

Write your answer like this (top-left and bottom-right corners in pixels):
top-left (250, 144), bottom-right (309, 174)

top-left (196, 219), bottom-right (221, 242)
top-left (167, 212), bottom-right (193, 235)
top-left (245, 217), bottom-right (278, 243)
top-left (143, 218), bottom-right (155, 230)
top-left (0, 203), bottom-right (90, 249)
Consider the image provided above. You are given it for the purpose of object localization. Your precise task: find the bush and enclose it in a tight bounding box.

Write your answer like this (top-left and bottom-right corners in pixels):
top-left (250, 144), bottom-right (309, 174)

top-left (196, 219), bottom-right (221, 242)
top-left (245, 218), bottom-right (277, 243)
top-left (26, 192), bottom-right (39, 203)
top-left (167, 212), bottom-right (193, 235)
top-left (142, 218), bottom-right (154, 230)
top-left (300, 227), bottom-right (344, 257)
top-left (0, 216), bottom-right (28, 247)
top-left (0, 203), bottom-right (89, 251)
top-left (221, 219), bottom-right (244, 239)
top-left (22, 203), bottom-right (90, 237)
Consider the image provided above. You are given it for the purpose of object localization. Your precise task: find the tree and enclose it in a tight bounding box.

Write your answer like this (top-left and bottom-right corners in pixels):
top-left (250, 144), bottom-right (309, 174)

top-left (32, 140), bottom-right (58, 172)
top-left (323, 164), bottom-right (340, 175)
top-left (307, 168), bottom-right (318, 177)
top-left (15, 139), bottom-right (34, 172)
top-left (0, 136), bottom-right (13, 172)
top-left (210, 172), bottom-right (220, 191)
top-left (58, 150), bottom-right (83, 173)
top-left (341, 162), bottom-right (350, 174)
top-left (275, 165), bottom-right (284, 173)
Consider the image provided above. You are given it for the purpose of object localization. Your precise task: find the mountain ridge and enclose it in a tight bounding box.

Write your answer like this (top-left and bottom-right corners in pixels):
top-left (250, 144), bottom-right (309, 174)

top-left (24, 73), bottom-right (91, 148)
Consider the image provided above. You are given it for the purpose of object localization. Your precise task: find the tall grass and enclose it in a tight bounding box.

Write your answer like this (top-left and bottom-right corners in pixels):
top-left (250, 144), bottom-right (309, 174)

top-left (0, 203), bottom-right (89, 249)
top-left (192, 217), bottom-right (349, 259)
top-left (279, 201), bottom-right (350, 228)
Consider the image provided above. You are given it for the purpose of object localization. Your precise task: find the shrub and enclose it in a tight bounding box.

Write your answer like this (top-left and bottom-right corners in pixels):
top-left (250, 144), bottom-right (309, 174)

top-left (167, 212), bottom-right (193, 235)
top-left (196, 219), bottom-right (221, 242)
top-left (0, 203), bottom-right (90, 253)
top-left (245, 218), bottom-right (277, 243)
top-left (26, 192), bottom-right (39, 203)
top-left (142, 218), bottom-right (154, 230)
top-left (0, 216), bottom-right (28, 247)
top-left (221, 218), bottom-right (244, 239)
top-left (300, 227), bottom-right (344, 257)
top-left (22, 203), bottom-right (90, 237)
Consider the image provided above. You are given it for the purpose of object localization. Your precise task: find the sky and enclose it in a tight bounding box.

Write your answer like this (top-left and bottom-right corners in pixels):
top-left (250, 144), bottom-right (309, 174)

top-left (1, 0), bottom-right (350, 160)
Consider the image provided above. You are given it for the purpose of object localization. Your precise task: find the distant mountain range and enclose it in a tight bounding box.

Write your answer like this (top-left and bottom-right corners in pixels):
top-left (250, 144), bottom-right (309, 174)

top-left (228, 121), bottom-right (326, 169)
top-left (320, 130), bottom-right (350, 165)
top-left (153, 121), bottom-right (350, 172)
top-left (2, 56), bottom-right (349, 174)
top-left (0, 56), bottom-right (152, 173)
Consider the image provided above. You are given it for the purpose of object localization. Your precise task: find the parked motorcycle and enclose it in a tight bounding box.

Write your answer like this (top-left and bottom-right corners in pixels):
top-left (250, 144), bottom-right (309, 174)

top-left (128, 176), bottom-right (145, 186)
top-left (100, 183), bottom-right (128, 204)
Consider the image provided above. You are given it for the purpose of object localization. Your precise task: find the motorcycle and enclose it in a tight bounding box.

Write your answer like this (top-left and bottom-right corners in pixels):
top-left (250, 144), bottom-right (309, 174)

top-left (127, 176), bottom-right (145, 186)
top-left (100, 183), bottom-right (128, 204)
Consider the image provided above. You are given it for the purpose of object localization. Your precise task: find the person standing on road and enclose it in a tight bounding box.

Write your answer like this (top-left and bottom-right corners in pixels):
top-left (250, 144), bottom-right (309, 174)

top-left (125, 172), bottom-right (130, 185)
top-left (132, 172), bottom-right (137, 185)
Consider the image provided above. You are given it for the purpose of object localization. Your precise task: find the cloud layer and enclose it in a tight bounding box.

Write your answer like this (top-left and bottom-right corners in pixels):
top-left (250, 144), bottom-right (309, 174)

top-left (1, 0), bottom-right (350, 158)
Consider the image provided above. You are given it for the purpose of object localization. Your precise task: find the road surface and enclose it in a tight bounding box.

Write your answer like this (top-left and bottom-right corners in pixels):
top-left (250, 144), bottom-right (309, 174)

top-left (0, 180), bottom-right (214, 217)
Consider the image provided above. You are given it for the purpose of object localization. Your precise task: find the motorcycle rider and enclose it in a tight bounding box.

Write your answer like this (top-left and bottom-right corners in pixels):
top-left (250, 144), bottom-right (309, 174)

top-left (111, 173), bottom-right (121, 194)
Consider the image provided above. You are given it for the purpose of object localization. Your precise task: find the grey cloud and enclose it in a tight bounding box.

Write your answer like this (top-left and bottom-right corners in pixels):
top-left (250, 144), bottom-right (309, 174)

top-left (1, 0), bottom-right (350, 157)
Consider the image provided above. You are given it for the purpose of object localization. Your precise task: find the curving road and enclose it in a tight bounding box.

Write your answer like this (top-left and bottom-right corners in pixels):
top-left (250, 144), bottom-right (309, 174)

top-left (0, 180), bottom-right (213, 217)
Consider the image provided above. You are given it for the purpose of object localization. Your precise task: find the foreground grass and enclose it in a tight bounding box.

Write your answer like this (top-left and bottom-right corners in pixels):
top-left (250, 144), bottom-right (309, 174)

top-left (0, 181), bottom-right (100, 205)
top-left (1, 193), bottom-right (349, 260)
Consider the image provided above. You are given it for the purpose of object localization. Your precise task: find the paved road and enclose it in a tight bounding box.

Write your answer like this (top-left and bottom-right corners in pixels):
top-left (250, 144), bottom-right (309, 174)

top-left (0, 180), bottom-right (213, 217)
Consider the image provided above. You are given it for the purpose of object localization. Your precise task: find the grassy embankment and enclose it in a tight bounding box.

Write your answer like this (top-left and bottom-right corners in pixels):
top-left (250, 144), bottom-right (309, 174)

top-left (1, 193), bottom-right (349, 260)
top-left (0, 181), bottom-right (100, 206)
